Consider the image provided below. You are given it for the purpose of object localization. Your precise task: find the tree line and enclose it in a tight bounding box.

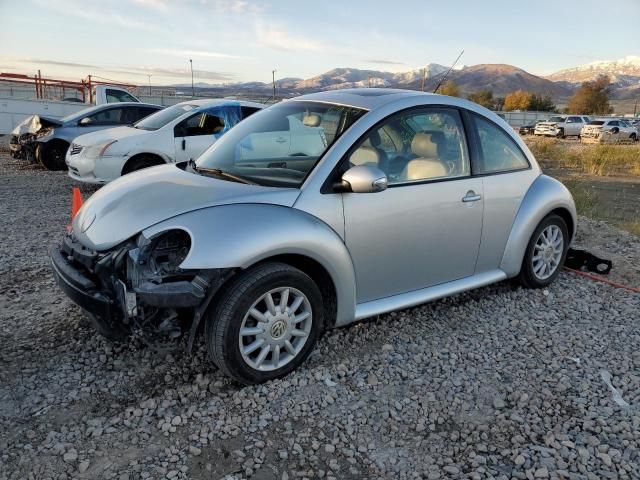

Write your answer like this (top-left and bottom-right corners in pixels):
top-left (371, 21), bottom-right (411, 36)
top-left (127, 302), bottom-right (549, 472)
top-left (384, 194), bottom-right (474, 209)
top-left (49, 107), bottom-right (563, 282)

top-left (437, 75), bottom-right (614, 114)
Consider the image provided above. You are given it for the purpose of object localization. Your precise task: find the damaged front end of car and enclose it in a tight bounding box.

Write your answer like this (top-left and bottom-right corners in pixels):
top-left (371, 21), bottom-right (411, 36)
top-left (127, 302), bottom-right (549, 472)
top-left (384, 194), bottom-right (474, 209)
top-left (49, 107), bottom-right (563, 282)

top-left (50, 229), bottom-right (234, 350)
top-left (10, 115), bottom-right (61, 162)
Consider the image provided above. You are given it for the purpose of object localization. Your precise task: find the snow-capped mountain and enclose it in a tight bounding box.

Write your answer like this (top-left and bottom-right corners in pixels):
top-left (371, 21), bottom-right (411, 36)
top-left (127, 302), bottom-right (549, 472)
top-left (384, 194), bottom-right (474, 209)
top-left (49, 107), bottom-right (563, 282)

top-left (546, 56), bottom-right (640, 85)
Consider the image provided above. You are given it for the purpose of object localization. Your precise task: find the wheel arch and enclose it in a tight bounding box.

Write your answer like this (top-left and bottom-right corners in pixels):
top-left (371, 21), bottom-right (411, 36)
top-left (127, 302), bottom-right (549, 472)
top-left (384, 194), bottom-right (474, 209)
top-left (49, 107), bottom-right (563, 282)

top-left (121, 152), bottom-right (166, 175)
top-left (500, 174), bottom-right (577, 277)
top-left (142, 203), bottom-right (356, 327)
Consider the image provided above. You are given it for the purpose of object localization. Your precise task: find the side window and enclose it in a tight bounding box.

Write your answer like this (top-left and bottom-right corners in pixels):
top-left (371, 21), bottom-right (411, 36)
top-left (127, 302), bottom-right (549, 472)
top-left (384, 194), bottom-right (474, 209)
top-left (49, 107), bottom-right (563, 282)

top-left (86, 107), bottom-right (126, 125)
top-left (473, 115), bottom-right (530, 174)
top-left (609, 121), bottom-right (619, 127)
top-left (568, 116), bottom-right (582, 123)
top-left (174, 111), bottom-right (225, 137)
top-left (348, 108), bottom-right (470, 185)
top-left (241, 106), bottom-right (262, 118)
top-left (105, 89), bottom-right (138, 103)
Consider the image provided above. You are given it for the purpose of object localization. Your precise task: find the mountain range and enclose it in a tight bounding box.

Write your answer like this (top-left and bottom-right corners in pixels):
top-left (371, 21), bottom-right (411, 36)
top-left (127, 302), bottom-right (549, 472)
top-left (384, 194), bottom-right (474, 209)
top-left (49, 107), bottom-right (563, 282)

top-left (175, 56), bottom-right (640, 101)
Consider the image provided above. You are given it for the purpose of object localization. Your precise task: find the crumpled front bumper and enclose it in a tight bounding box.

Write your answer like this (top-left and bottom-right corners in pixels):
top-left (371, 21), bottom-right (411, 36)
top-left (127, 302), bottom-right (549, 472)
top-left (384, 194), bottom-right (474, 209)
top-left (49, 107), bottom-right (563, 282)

top-left (50, 245), bottom-right (114, 319)
top-left (50, 234), bottom-right (230, 328)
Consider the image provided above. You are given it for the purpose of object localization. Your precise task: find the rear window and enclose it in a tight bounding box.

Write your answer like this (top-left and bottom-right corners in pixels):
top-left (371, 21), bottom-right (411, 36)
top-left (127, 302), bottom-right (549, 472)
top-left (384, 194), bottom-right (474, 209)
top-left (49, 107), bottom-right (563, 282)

top-left (588, 121), bottom-right (605, 126)
top-left (134, 104), bottom-right (198, 130)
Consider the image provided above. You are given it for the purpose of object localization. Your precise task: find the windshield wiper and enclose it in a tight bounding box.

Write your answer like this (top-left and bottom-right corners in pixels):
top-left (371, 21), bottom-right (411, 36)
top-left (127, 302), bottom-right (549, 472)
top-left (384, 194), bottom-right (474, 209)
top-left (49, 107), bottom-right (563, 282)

top-left (191, 160), bottom-right (256, 185)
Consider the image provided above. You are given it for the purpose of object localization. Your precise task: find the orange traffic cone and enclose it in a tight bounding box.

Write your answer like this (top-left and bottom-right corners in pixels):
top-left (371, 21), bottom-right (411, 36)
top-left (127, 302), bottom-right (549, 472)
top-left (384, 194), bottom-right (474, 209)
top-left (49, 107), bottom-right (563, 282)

top-left (71, 187), bottom-right (84, 219)
top-left (67, 187), bottom-right (84, 232)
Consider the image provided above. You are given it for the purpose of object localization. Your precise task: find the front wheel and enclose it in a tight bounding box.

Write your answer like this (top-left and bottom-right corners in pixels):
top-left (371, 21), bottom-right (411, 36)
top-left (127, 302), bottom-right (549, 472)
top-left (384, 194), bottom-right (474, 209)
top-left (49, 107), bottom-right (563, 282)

top-left (206, 262), bottom-right (323, 384)
top-left (38, 141), bottom-right (69, 170)
top-left (518, 214), bottom-right (569, 288)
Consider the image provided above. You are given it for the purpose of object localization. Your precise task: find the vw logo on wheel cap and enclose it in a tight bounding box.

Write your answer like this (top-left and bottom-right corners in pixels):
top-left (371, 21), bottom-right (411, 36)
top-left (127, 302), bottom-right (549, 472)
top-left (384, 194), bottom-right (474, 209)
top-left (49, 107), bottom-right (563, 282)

top-left (270, 320), bottom-right (287, 339)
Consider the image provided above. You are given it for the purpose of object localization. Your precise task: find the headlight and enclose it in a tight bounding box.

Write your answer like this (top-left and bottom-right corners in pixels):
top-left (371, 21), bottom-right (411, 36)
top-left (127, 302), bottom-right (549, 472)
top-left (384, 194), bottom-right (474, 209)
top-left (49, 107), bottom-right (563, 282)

top-left (84, 140), bottom-right (118, 159)
top-left (147, 230), bottom-right (192, 276)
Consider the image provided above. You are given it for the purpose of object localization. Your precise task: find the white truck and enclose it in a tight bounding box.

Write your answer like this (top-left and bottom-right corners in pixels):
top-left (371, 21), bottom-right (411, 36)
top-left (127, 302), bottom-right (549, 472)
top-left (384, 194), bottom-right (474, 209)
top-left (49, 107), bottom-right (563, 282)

top-left (0, 85), bottom-right (141, 135)
top-left (534, 115), bottom-right (591, 138)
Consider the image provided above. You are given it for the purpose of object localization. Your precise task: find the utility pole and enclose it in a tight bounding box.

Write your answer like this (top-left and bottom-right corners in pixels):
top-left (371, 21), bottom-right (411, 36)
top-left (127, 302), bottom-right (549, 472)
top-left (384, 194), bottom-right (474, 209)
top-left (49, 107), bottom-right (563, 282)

top-left (421, 67), bottom-right (426, 92)
top-left (147, 75), bottom-right (152, 95)
top-left (272, 69), bottom-right (276, 101)
top-left (189, 59), bottom-right (194, 97)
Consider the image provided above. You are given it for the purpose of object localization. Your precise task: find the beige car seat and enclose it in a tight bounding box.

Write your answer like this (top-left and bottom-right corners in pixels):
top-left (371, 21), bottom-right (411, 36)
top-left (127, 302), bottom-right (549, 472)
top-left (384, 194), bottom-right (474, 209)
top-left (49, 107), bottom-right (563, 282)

top-left (401, 132), bottom-right (447, 181)
top-left (302, 114), bottom-right (321, 127)
top-left (349, 146), bottom-right (380, 167)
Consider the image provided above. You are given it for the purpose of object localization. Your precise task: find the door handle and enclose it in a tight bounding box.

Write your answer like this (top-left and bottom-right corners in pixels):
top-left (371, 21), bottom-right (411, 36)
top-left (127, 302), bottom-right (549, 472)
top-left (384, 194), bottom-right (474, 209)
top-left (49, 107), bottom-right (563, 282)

top-left (181, 139), bottom-right (186, 150)
top-left (462, 191), bottom-right (482, 203)
top-left (275, 137), bottom-right (287, 143)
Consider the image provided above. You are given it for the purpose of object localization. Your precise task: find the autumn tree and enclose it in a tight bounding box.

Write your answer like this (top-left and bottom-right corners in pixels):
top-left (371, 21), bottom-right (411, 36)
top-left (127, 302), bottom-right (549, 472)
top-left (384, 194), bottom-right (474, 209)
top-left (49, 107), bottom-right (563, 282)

top-left (467, 90), bottom-right (495, 109)
top-left (438, 80), bottom-right (460, 97)
top-left (567, 75), bottom-right (613, 115)
top-left (503, 90), bottom-right (532, 111)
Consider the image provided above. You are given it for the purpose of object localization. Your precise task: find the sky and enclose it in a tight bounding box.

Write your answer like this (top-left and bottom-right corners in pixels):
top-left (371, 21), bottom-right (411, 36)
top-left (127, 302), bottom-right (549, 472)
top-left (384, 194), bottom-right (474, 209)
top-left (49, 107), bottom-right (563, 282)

top-left (0, 0), bottom-right (638, 86)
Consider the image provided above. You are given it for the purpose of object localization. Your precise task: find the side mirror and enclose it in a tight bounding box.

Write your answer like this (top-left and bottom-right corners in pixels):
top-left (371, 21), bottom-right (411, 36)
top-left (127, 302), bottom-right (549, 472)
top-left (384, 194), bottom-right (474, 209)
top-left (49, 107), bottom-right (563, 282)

top-left (339, 165), bottom-right (388, 193)
top-left (79, 117), bottom-right (93, 126)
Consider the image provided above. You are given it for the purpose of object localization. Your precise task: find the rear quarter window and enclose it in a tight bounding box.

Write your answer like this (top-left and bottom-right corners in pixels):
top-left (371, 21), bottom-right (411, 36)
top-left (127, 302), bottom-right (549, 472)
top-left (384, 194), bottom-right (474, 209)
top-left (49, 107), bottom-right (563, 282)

top-left (472, 114), bottom-right (530, 174)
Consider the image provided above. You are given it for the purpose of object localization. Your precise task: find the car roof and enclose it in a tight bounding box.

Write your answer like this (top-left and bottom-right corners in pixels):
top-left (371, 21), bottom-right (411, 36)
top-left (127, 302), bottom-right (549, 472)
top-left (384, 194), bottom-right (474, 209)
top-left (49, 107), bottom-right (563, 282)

top-left (289, 88), bottom-right (428, 111)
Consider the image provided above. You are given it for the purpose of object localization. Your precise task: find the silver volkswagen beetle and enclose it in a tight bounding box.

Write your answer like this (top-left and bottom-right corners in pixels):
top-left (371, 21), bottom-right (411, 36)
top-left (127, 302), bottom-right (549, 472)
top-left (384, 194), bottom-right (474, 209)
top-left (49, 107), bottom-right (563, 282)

top-left (51, 89), bottom-right (576, 384)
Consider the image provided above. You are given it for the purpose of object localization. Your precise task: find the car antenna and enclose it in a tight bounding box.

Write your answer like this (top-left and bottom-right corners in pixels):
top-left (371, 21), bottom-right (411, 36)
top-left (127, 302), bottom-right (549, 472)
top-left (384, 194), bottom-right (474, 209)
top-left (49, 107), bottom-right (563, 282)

top-left (432, 49), bottom-right (464, 94)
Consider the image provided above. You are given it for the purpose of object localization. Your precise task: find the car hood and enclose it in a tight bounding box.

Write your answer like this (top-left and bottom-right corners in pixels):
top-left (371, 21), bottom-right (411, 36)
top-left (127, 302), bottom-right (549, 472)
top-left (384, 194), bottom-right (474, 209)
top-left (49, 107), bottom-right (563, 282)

top-left (73, 125), bottom-right (148, 146)
top-left (72, 164), bottom-right (301, 251)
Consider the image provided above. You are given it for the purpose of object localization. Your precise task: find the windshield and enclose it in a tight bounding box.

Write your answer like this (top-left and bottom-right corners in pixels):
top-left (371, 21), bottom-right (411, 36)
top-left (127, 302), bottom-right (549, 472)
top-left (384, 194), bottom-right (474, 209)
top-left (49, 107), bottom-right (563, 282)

top-left (548, 116), bottom-right (565, 122)
top-left (196, 101), bottom-right (366, 187)
top-left (134, 103), bottom-right (198, 130)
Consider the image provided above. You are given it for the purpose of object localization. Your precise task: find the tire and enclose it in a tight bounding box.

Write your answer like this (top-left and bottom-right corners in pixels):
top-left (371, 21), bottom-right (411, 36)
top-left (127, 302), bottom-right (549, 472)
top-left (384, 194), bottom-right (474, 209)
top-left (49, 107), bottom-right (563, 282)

top-left (630, 133), bottom-right (637, 142)
top-left (85, 312), bottom-right (130, 342)
top-left (518, 214), bottom-right (569, 289)
top-left (38, 141), bottom-right (69, 171)
top-left (556, 128), bottom-right (565, 139)
top-left (206, 262), bottom-right (323, 384)
top-left (122, 154), bottom-right (162, 175)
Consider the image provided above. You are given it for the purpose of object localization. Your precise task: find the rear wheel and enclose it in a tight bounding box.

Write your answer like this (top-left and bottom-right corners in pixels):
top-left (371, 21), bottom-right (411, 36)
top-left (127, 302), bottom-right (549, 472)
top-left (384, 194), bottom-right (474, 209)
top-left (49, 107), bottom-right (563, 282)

top-left (630, 133), bottom-right (637, 142)
top-left (206, 262), bottom-right (323, 384)
top-left (518, 214), bottom-right (569, 289)
top-left (38, 140), bottom-right (69, 170)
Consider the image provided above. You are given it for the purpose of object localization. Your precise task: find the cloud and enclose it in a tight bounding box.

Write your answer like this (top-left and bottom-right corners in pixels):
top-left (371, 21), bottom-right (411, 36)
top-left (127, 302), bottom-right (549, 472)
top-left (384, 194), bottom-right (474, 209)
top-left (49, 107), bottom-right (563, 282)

top-left (11, 58), bottom-right (235, 83)
top-left (34, 0), bottom-right (155, 30)
top-left (132, 0), bottom-right (169, 9)
top-left (254, 22), bottom-right (322, 52)
top-left (366, 59), bottom-right (406, 66)
top-left (149, 48), bottom-right (246, 60)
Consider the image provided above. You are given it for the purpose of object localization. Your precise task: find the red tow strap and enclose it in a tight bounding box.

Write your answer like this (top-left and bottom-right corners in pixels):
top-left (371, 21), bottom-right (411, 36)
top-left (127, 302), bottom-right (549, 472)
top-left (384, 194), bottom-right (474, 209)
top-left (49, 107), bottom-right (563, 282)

top-left (563, 267), bottom-right (640, 294)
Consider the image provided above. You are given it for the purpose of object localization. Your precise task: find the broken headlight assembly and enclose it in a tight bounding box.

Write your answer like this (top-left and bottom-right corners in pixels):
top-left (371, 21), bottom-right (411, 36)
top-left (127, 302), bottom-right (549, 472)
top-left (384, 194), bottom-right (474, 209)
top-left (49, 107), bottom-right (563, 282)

top-left (148, 229), bottom-right (191, 276)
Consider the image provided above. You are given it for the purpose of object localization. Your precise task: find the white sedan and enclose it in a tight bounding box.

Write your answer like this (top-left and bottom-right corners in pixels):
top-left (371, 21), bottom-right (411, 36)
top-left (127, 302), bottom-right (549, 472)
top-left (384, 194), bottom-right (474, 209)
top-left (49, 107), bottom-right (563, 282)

top-left (66, 99), bottom-right (264, 184)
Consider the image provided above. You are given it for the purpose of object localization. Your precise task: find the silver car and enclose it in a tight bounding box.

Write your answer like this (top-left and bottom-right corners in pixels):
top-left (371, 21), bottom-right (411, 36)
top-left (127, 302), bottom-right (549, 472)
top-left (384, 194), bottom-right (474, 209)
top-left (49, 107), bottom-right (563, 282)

top-left (51, 89), bottom-right (576, 384)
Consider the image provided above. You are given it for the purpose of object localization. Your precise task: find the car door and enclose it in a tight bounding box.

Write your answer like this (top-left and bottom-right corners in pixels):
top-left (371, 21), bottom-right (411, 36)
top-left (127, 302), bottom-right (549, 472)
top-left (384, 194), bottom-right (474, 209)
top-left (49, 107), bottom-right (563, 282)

top-left (173, 108), bottom-right (227, 162)
top-left (567, 116), bottom-right (583, 136)
top-left (341, 107), bottom-right (483, 303)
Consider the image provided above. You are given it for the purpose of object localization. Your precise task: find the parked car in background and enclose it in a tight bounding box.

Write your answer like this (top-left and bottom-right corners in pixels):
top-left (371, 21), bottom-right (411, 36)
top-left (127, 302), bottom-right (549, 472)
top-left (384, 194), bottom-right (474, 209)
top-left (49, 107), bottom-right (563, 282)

top-left (534, 115), bottom-right (590, 138)
top-left (9, 103), bottom-right (162, 170)
top-left (66, 99), bottom-right (264, 183)
top-left (519, 122), bottom-right (539, 135)
top-left (51, 88), bottom-right (576, 384)
top-left (581, 119), bottom-right (638, 143)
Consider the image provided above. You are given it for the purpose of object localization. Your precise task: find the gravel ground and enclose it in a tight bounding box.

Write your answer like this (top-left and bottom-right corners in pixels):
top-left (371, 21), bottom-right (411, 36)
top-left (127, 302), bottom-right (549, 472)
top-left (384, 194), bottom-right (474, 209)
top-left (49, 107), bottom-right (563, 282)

top-left (1, 152), bottom-right (639, 480)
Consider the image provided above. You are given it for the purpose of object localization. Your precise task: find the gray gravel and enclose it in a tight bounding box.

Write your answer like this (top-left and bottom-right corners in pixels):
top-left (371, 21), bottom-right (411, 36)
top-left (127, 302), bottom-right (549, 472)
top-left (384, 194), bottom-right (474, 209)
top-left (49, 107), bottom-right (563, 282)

top-left (1, 153), bottom-right (639, 480)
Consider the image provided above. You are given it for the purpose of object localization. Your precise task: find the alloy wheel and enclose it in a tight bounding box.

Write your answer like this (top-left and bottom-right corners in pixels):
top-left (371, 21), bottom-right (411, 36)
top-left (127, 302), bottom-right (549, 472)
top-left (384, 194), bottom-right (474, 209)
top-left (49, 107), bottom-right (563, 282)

top-left (238, 287), bottom-right (312, 371)
top-left (532, 225), bottom-right (564, 280)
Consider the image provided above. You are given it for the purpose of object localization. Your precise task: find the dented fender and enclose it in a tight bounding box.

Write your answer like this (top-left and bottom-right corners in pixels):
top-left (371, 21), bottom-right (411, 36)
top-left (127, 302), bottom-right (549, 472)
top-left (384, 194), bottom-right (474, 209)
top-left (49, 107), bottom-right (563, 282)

top-left (142, 203), bottom-right (357, 327)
